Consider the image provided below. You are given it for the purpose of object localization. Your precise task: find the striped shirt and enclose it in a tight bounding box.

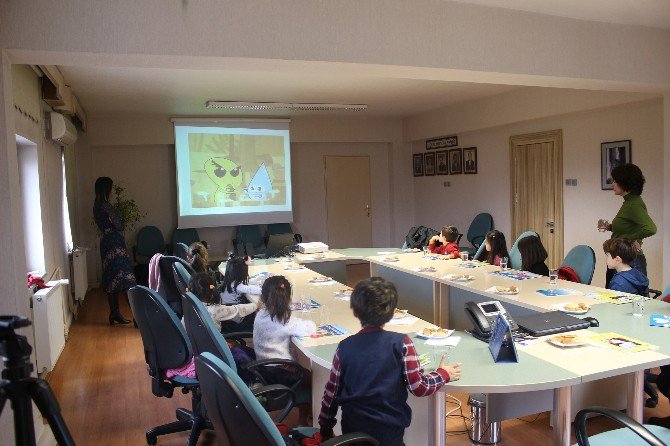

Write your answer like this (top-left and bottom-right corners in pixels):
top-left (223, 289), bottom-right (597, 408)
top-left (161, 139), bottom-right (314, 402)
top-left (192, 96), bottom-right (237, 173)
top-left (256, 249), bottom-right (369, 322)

top-left (319, 327), bottom-right (449, 431)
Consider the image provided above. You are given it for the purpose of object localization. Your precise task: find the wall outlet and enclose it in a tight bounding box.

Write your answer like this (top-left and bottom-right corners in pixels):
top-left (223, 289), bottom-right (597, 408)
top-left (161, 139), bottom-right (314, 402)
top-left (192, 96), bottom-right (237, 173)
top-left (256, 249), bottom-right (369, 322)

top-left (565, 179), bottom-right (578, 186)
top-left (443, 181), bottom-right (451, 187)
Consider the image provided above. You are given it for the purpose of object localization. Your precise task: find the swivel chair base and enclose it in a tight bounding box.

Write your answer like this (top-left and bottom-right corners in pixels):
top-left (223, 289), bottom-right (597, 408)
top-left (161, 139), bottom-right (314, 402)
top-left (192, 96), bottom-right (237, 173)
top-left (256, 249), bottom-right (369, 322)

top-left (146, 407), bottom-right (213, 445)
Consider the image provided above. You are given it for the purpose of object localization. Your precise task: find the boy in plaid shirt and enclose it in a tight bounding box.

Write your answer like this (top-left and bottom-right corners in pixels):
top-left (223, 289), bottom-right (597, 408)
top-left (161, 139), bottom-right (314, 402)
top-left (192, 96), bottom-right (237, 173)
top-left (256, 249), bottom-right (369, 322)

top-left (319, 277), bottom-right (462, 445)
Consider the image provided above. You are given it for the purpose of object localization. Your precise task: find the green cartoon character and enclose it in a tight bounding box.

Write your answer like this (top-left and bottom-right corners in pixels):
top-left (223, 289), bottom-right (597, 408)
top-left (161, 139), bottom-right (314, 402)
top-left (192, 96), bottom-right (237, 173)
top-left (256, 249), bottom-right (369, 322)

top-left (204, 157), bottom-right (242, 204)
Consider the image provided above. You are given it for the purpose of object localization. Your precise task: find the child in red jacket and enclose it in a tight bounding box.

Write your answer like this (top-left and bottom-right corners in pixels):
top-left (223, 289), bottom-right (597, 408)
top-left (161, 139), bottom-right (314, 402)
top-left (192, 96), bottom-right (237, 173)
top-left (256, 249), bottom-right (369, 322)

top-left (428, 225), bottom-right (460, 258)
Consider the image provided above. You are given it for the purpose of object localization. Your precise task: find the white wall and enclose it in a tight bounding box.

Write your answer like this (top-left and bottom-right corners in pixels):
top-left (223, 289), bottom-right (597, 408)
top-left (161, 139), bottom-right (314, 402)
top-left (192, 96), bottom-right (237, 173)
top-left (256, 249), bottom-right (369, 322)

top-left (76, 114), bottom-right (407, 284)
top-left (412, 99), bottom-right (664, 289)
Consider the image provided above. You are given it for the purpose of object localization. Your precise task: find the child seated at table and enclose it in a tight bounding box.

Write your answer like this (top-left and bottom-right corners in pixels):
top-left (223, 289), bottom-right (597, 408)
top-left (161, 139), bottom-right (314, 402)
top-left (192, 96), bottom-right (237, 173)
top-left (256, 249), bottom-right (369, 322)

top-left (428, 225), bottom-right (461, 258)
top-left (219, 255), bottom-right (262, 332)
top-left (603, 238), bottom-right (649, 296)
top-left (319, 277), bottom-right (462, 446)
top-left (518, 234), bottom-right (549, 276)
top-left (253, 275), bottom-right (316, 424)
top-left (476, 230), bottom-right (509, 266)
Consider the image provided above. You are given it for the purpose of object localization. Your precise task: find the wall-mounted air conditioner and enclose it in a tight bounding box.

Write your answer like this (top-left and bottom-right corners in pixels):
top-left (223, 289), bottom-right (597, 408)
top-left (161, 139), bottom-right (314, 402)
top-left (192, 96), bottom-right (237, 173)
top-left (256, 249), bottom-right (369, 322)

top-left (50, 112), bottom-right (78, 146)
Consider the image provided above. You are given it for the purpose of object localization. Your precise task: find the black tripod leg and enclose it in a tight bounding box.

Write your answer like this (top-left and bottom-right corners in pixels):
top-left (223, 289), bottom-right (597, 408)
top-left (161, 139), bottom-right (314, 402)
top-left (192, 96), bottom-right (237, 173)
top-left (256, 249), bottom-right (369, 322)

top-left (2, 382), bottom-right (37, 446)
top-left (28, 379), bottom-right (76, 446)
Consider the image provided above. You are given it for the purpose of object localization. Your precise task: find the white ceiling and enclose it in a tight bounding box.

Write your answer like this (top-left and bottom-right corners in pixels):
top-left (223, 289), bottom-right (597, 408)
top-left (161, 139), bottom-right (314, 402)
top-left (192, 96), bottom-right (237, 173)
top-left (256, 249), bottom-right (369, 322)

top-left (453, 0), bottom-right (670, 30)
top-left (59, 65), bottom-right (521, 118)
top-left (58, 1), bottom-right (670, 119)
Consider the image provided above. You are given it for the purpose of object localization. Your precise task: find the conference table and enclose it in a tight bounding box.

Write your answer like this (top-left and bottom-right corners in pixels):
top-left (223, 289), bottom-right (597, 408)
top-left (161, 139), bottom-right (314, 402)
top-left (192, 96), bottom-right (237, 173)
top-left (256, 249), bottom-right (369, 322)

top-left (231, 248), bottom-right (670, 446)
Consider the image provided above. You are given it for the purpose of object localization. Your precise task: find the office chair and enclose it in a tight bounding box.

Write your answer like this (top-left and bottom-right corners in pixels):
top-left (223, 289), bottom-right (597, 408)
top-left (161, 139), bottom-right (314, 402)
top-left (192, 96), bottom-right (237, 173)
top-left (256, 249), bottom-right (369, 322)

top-left (172, 228), bottom-right (200, 254)
top-left (461, 212), bottom-right (493, 256)
top-left (181, 292), bottom-right (309, 420)
top-left (561, 245), bottom-right (596, 285)
top-left (509, 231), bottom-right (537, 270)
top-left (574, 407), bottom-right (670, 446)
top-left (133, 225), bottom-right (167, 286)
top-left (157, 255), bottom-right (193, 318)
top-left (195, 353), bottom-right (379, 446)
top-left (173, 242), bottom-right (190, 261)
top-left (127, 286), bottom-right (212, 446)
top-left (233, 225), bottom-right (267, 258)
top-left (267, 223), bottom-right (303, 244)
top-left (172, 261), bottom-right (193, 300)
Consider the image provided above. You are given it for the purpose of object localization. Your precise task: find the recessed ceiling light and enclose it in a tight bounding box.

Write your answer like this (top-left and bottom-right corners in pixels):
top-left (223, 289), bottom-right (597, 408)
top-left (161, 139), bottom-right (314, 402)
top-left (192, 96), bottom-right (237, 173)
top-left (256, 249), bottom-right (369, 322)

top-left (205, 101), bottom-right (367, 111)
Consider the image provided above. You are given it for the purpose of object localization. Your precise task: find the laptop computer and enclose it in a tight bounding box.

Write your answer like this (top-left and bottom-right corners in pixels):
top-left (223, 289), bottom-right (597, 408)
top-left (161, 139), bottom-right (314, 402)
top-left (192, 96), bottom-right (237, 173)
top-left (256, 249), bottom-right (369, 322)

top-left (515, 311), bottom-right (591, 336)
top-left (265, 233), bottom-right (297, 258)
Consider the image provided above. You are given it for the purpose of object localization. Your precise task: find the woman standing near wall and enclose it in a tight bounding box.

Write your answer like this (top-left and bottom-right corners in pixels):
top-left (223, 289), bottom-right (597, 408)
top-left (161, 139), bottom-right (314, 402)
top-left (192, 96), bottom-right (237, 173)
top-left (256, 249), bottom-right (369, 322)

top-left (597, 164), bottom-right (656, 288)
top-left (93, 177), bottom-right (136, 325)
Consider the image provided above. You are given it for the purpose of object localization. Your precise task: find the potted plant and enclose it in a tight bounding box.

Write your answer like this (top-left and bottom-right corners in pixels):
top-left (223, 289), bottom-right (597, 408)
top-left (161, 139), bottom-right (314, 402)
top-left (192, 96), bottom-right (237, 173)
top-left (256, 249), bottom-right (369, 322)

top-left (111, 185), bottom-right (145, 232)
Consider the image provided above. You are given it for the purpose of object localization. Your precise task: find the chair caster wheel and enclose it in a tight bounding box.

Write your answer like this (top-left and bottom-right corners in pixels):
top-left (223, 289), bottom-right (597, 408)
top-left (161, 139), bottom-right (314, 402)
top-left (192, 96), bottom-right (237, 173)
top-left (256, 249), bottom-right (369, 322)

top-left (146, 433), bottom-right (157, 445)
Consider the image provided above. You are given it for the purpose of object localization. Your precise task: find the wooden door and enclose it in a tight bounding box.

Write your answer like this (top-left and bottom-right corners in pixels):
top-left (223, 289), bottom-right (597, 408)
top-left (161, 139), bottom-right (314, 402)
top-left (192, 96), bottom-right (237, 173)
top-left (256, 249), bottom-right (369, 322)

top-left (325, 156), bottom-right (372, 248)
top-left (510, 130), bottom-right (564, 268)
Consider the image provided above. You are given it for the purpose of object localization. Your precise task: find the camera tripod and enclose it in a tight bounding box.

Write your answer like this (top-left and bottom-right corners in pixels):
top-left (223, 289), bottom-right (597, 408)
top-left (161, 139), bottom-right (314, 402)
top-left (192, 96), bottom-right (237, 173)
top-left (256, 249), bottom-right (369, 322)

top-left (0, 315), bottom-right (75, 446)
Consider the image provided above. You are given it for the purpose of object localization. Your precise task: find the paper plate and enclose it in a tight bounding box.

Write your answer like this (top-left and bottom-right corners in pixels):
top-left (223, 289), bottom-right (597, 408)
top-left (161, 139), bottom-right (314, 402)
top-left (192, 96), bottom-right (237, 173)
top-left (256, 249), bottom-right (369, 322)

top-left (547, 337), bottom-right (588, 348)
top-left (416, 328), bottom-right (454, 339)
top-left (392, 309), bottom-right (408, 319)
top-left (444, 274), bottom-right (475, 282)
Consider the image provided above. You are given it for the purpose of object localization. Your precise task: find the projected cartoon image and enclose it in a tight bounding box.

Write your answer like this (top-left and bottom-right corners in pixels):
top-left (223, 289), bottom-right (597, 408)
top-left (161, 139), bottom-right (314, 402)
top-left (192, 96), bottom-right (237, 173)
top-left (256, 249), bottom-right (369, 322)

top-left (244, 163), bottom-right (273, 201)
top-left (186, 132), bottom-right (287, 209)
top-left (204, 157), bottom-right (243, 203)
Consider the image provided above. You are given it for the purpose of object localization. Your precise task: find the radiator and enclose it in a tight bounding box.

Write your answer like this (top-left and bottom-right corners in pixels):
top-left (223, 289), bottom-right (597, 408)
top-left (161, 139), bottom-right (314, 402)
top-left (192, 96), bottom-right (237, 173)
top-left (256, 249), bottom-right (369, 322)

top-left (32, 279), bottom-right (68, 374)
top-left (71, 248), bottom-right (89, 302)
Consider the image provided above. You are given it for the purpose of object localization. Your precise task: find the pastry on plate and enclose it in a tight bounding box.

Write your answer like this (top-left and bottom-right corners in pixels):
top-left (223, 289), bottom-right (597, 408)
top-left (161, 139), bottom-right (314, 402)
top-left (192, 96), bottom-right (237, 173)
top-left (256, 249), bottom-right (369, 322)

top-left (495, 286), bottom-right (518, 293)
top-left (552, 334), bottom-right (579, 345)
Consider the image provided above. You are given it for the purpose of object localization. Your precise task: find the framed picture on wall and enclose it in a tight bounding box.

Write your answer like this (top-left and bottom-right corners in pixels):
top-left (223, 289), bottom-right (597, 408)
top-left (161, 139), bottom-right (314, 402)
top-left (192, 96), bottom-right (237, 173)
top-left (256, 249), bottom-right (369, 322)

top-left (601, 140), bottom-right (631, 190)
top-left (424, 152), bottom-right (436, 176)
top-left (448, 148), bottom-right (462, 174)
top-left (463, 147), bottom-right (477, 174)
top-left (413, 153), bottom-right (424, 177)
top-left (436, 150), bottom-right (449, 175)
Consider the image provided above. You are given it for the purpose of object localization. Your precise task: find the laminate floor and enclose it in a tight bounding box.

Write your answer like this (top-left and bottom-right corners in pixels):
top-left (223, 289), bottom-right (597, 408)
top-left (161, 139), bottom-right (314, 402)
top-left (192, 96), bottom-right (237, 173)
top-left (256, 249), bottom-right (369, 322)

top-left (47, 265), bottom-right (669, 445)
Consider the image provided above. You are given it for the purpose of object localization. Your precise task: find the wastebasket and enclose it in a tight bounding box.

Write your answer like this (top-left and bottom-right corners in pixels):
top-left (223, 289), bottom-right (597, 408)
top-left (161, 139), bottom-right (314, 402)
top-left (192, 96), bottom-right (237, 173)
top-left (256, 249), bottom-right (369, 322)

top-left (468, 393), bottom-right (501, 444)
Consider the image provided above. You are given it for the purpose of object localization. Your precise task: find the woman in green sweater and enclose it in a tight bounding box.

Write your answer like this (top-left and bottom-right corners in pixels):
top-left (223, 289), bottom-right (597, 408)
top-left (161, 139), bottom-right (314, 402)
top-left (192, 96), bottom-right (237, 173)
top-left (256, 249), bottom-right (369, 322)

top-left (597, 164), bottom-right (656, 288)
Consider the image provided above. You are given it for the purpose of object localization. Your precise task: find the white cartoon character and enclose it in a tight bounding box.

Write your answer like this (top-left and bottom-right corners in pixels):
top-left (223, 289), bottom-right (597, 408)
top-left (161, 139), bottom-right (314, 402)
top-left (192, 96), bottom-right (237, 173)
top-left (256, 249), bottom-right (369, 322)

top-left (244, 163), bottom-right (273, 201)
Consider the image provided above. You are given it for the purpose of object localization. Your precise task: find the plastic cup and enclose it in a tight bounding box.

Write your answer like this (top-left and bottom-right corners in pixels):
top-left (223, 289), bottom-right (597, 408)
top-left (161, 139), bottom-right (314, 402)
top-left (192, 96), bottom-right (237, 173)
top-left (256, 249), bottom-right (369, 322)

top-left (549, 269), bottom-right (558, 286)
top-left (500, 257), bottom-right (508, 271)
top-left (632, 295), bottom-right (645, 317)
top-left (432, 346), bottom-right (450, 370)
top-left (319, 306), bottom-right (331, 327)
top-left (461, 252), bottom-right (469, 262)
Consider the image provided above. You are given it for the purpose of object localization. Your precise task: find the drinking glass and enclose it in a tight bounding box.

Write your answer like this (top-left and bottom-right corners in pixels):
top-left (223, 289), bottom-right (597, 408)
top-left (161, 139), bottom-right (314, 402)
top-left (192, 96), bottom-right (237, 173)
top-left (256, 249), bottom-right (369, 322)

top-left (432, 346), bottom-right (450, 370)
top-left (460, 252), bottom-right (469, 262)
top-left (300, 295), bottom-right (309, 313)
top-left (549, 269), bottom-right (558, 286)
top-left (422, 246), bottom-right (430, 257)
top-left (500, 257), bottom-right (508, 271)
top-left (319, 306), bottom-right (331, 327)
top-left (632, 295), bottom-right (645, 317)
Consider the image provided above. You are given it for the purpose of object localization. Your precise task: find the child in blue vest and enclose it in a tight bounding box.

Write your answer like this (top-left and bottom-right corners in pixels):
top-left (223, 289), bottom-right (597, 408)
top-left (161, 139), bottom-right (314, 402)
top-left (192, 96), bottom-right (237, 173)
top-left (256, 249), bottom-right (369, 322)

top-left (603, 238), bottom-right (649, 296)
top-left (318, 277), bottom-right (462, 445)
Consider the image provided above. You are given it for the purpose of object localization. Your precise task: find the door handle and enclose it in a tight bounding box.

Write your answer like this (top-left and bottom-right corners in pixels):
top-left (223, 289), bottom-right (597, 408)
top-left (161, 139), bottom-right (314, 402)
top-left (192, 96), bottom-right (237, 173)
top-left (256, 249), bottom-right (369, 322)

top-left (365, 204), bottom-right (371, 217)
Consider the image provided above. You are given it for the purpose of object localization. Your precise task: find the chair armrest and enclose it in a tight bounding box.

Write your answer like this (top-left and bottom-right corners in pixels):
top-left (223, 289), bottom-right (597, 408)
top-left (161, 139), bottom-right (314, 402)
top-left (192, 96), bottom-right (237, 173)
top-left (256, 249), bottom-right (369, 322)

top-left (322, 433), bottom-right (379, 446)
top-left (650, 289), bottom-right (662, 299)
top-left (223, 331), bottom-right (253, 346)
top-left (574, 407), bottom-right (666, 446)
top-left (243, 358), bottom-right (304, 386)
top-left (251, 384), bottom-right (296, 422)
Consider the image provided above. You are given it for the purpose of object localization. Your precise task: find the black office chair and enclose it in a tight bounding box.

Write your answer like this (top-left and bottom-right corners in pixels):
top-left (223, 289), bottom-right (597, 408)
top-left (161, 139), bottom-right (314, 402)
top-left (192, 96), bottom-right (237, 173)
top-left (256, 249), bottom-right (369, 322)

top-left (157, 255), bottom-right (194, 318)
top-left (127, 286), bottom-right (212, 445)
top-left (181, 291), bottom-right (309, 420)
top-left (172, 261), bottom-right (193, 300)
top-left (195, 353), bottom-right (379, 446)
top-left (233, 224), bottom-right (267, 258)
top-left (267, 222), bottom-right (303, 244)
top-left (172, 228), bottom-right (200, 254)
top-left (574, 407), bottom-right (670, 445)
top-left (133, 225), bottom-right (167, 286)
top-left (174, 242), bottom-right (190, 261)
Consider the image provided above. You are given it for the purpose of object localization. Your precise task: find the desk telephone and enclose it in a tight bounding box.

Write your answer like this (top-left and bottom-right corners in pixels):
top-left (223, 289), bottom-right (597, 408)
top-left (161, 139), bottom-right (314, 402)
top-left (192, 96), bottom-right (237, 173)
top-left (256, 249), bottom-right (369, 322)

top-left (465, 300), bottom-right (519, 339)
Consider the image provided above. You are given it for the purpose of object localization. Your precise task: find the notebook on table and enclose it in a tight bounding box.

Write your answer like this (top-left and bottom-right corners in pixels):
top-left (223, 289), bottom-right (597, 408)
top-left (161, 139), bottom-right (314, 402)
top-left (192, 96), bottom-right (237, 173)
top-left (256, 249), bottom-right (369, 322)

top-left (515, 311), bottom-right (590, 336)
